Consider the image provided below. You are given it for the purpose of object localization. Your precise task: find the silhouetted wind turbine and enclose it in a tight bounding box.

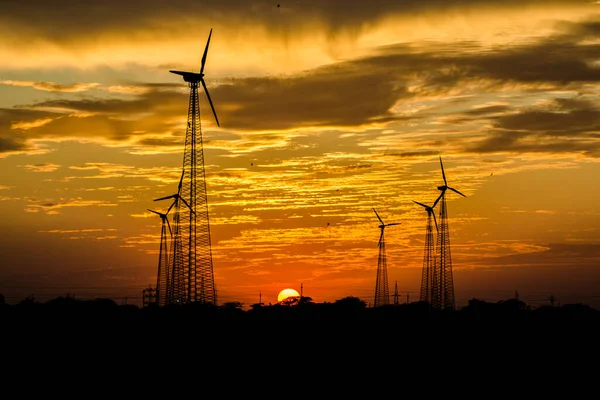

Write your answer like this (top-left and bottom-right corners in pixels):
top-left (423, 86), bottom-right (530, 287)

top-left (373, 207), bottom-right (400, 307)
top-left (153, 170), bottom-right (194, 214)
top-left (147, 207), bottom-right (173, 307)
top-left (169, 28), bottom-right (219, 127)
top-left (169, 28), bottom-right (219, 306)
top-left (432, 156), bottom-right (466, 208)
top-left (413, 200), bottom-right (438, 304)
top-left (153, 171), bottom-right (194, 304)
top-left (430, 156), bottom-right (466, 310)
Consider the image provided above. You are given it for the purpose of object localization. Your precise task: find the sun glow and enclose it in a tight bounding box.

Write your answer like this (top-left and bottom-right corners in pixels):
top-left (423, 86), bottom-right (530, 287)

top-left (277, 288), bottom-right (300, 302)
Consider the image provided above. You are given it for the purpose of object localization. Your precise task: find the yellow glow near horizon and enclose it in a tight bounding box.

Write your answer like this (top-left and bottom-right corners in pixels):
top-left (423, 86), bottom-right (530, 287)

top-left (277, 288), bottom-right (300, 302)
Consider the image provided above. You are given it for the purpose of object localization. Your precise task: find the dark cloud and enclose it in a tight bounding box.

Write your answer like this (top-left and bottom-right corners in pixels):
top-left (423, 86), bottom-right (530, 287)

top-left (31, 90), bottom-right (186, 114)
top-left (387, 150), bottom-right (440, 158)
top-left (0, 1), bottom-right (585, 42)
top-left (4, 14), bottom-right (600, 156)
top-left (213, 68), bottom-right (408, 130)
top-left (494, 97), bottom-right (600, 134)
top-left (0, 108), bottom-right (57, 153)
top-left (465, 96), bottom-right (600, 156)
top-left (0, 136), bottom-right (26, 152)
top-left (464, 105), bottom-right (511, 116)
top-left (472, 243), bottom-right (600, 267)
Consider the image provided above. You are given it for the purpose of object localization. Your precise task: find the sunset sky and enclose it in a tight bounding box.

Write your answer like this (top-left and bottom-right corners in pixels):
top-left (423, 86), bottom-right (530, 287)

top-left (1, 0), bottom-right (599, 309)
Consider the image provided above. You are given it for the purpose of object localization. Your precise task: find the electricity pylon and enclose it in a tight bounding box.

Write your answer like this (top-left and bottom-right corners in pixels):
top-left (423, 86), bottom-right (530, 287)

top-left (430, 157), bottom-right (466, 310)
top-left (373, 208), bottom-right (400, 307)
top-left (413, 200), bottom-right (438, 305)
top-left (169, 29), bottom-right (220, 304)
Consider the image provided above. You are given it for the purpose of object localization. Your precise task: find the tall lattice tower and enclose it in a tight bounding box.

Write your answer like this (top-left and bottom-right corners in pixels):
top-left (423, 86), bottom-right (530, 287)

top-left (372, 208), bottom-right (400, 307)
top-left (154, 172), bottom-right (190, 304)
top-left (168, 29), bottom-right (220, 304)
top-left (413, 200), bottom-right (438, 304)
top-left (147, 207), bottom-right (173, 306)
top-left (430, 157), bottom-right (465, 310)
top-left (393, 280), bottom-right (400, 305)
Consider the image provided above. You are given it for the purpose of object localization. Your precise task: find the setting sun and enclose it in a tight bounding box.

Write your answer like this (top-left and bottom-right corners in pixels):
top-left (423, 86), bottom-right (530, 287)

top-left (277, 288), bottom-right (300, 302)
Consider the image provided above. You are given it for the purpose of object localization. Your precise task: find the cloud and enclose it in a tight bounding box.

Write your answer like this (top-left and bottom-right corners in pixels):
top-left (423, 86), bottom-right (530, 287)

top-left (0, 1), bottom-right (590, 42)
top-left (466, 97), bottom-right (600, 156)
top-left (0, 80), bottom-right (100, 92)
top-left (25, 199), bottom-right (118, 214)
top-left (22, 163), bottom-right (61, 172)
top-left (3, 15), bottom-right (600, 158)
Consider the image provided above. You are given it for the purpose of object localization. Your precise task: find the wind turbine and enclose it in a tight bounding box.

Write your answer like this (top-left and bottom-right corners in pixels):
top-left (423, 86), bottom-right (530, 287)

top-left (413, 200), bottom-right (438, 305)
top-left (169, 28), bottom-right (219, 305)
top-left (147, 207), bottom-right (173, 307)
top-left (372, 208), bottom-right (401, 307)
top-left (430, 156), bottom-right (466, 310)
top-left (169, 28), bottom-right (219, 127)
top-left (153, 171), bottom-right (194, 305)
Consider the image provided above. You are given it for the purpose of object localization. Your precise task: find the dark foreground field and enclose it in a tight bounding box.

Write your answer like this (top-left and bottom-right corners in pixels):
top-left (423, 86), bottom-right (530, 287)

top-left (2, 295), bottom-right (600, 327)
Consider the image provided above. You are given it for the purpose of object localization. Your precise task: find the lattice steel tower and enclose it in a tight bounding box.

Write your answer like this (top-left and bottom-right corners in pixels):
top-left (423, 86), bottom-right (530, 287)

top-left (147, 207), bottom-right (173, 306)
top-left (168, 28), bottom-right (220, 305)
top-left (430, 157), bottom-right (465, 310)
top-left (154, 172), bottom-right (191, 304)
top-left (372, 208), bottom-right (400, 307)
top-left (413, 200), bottom-right (438, 305)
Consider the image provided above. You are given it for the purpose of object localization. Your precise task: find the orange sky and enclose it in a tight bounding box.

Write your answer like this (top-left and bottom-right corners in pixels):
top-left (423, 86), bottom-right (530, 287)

top-left (1, 0), bottom-right (599, 309)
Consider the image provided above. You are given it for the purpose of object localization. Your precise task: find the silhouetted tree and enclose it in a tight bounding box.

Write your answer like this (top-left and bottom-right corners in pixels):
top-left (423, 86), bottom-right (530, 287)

top-left (221, 301), bottom-right (244, 310)
top-left (18, 295), bottom-right (38, 306)
top-left (298, 296), bottom-right (314, 305)
top-left (280, 296), bottom-right (301, 306)
top-left (334, 296), bottom-right (367, 309)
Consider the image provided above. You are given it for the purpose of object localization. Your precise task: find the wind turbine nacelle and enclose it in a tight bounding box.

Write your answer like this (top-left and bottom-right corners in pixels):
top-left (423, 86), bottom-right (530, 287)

top-left (437, 185), bottom-right (446, 191)
top-left (170, 70), bottom-right (203, 83)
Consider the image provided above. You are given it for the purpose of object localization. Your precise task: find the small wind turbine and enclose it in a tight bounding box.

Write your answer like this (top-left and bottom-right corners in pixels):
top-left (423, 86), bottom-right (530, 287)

top-left (432, 156), bottom-right (466, 208)
top-left (147, 209), bottom-right (173, 238)
top-left (147, 207), bottom-right (173, 307)
top-left (152, 170), bottom-right (194, 305)
top-left (413, 200), bottom-right (438, 304)
top-left (153, 170), bottom-right (195, 214)
top-left (413, 200), bottom-right (438, 233)
top-left (430, 156), bottom-right (466, 310)
top-left (372, 207), bottom-right (400, 307)
top-left (374, 207), bottom-right (401, 248)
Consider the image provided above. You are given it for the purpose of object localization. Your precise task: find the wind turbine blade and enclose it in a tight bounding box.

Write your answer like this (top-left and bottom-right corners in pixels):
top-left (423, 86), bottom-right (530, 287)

top-left (166, 218), bottom-right (173, 237)
top-left (449, 187), bottom-right (466, 197)
top-left (200, 28), bottom-right (213, 75)
top-left (166, 200), bottom-right (176, 215)
top-left (180, 197), bottom-right (195, 214)
top-left (177, 170), bottom-right (185, 193)
top-left (432, 212), bottom-right (439, 232)
top-left (154, 195), bottom-right (175, 202)
top-left (413, 200), bottom-right (428, 209)
top-left (432, 191), bottom-right (444, 209)
top-left (147, 209), bottom-right (161, 216)
top-left (387, 223), bottom-right (401, 226)
top-left (440, 156), bottom-right (447, 185)
top-left (373, 208), bottom-right (384, 224)
top-left (201, 78), bottom-right (220, 127)
top-left (378, 229), bottom-right (384, 246)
